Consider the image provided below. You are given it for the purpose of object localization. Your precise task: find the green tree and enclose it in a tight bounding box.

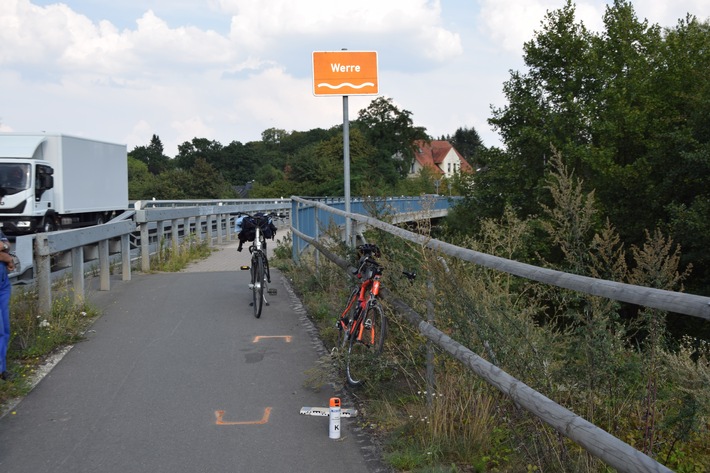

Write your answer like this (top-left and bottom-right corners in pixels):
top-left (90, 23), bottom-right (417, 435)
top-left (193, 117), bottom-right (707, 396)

top-left (151, 169), bottom-right (192, 199)
top-left (221, 140), bottom-right (260, 186)
top-left (354, 97), bottom-right (429, 180)
top-left (280, 128), bottom-right (375, 196)
top-left (255, 164), bottom-right (284, 187)
top-left (459, 0), bottom-right (710, 293)
top-left (129, 134), bottom-right (171, 175)
top-left (127, 156), bottom-right (156, 200)
top-left (188, 158), bottom-right (235, 198)
top-left (174, 138), bottom-right (223, 171)
top-left (450, 126), bottom-right (484, 166)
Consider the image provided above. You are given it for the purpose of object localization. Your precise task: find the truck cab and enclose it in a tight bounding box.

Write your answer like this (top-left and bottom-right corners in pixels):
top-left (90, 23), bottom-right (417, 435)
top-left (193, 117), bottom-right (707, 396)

top-left (0, 161), bottom-right (55, 234)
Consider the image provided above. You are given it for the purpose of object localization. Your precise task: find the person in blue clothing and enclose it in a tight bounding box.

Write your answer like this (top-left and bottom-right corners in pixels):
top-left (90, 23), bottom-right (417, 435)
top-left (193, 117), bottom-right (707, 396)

top-left (0, 229), bottom-right (15, 381)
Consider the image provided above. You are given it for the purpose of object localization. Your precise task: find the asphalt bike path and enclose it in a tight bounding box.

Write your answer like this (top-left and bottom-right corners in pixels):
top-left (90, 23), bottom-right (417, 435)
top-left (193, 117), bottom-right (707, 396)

top-left (0, 239), bottom-right (388, 473)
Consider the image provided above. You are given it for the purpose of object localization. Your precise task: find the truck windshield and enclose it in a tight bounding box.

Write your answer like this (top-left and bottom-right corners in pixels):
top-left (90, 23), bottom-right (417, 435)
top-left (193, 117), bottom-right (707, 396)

top-left (0, 163), bottom-right (31, 193)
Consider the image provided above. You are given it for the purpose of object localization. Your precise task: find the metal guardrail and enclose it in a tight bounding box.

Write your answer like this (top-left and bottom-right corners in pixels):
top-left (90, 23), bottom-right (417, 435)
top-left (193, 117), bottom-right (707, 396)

top-left (290, 195), bottom-right (457, 259)
top-left (289, 196), bottom-right (708, 473)
top-left (134, 198), bottom-right (291, 212)
top-left (291, 197), bottom-right (710, 322)
top-left (11, 199), bottom-right (292, 312)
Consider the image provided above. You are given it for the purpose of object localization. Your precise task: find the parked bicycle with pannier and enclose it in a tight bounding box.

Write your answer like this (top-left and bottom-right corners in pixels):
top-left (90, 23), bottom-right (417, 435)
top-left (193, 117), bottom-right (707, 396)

top-left (236, 212), bottom-right (278, 318)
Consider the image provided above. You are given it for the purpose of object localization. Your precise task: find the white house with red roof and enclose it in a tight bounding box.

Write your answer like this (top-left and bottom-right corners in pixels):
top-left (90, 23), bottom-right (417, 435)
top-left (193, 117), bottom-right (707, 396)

top-left (408, 140), bottom-right (472, 179)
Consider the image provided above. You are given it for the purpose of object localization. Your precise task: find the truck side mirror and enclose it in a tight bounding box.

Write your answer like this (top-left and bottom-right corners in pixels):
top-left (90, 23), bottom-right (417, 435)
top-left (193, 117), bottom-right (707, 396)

top-left (41, 174), bottom-right (54, 189)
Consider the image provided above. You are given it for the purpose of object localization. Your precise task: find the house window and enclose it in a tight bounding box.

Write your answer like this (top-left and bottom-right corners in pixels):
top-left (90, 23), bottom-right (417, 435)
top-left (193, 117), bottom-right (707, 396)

top-left (447, 163), bottom-right (451, 174)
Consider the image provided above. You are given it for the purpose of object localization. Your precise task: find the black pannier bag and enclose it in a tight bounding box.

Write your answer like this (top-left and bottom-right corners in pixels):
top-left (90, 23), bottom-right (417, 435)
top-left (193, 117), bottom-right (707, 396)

top-left (261, 218), bottom-right (277, 239)
top-left (237, 216), bottom-right (257, 244)
top-left (237, 214), bottom-right (276, 245)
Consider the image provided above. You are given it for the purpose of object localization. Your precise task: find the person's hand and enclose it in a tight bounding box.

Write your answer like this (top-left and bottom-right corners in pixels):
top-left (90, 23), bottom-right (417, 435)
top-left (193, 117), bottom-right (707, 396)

top-left (0, 250), bottom-right (15, 271)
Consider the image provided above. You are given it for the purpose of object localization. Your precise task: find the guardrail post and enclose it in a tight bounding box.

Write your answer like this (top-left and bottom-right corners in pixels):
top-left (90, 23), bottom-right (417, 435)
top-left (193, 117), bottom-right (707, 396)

top-left (35, 234), bottom-right (52, 314)
top-left (99, 239), bottom-right (110, 291)
top-left (140, 223), bottom-right (150, 272)
top-left (72, 247), bottom-right (85, 304)
top-left (216, 214), bottom-right (223, 244)
top-left (207, 215), bottom-right (214, 246)
top-left (121, 234), bottom-right (131, 281)
top-left (193, 216), bottom-right (201, 242)
top-left (171, 218), bottom-right (179, 254)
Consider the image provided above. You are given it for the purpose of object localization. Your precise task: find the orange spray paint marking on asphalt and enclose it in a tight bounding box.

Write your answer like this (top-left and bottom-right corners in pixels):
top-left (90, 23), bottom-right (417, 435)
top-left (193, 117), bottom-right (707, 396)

top-left (252, 335), bottom-right (292, 343)
top-left (215, 407), bottom-right (272, 425)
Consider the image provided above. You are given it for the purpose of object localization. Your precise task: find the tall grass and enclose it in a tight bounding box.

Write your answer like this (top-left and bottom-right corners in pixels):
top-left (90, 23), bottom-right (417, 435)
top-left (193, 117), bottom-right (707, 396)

top-left (279, 154), bottom-right (710, 472)
top-left (151, 233), bottom-right (212, 272)
top-left (1, 287), bottom-right (99, 406)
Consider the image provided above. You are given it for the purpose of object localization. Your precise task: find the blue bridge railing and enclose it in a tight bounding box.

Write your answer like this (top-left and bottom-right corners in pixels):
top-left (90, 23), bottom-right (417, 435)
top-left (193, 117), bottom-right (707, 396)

top-left (290, 195), bottom-right (459, 258)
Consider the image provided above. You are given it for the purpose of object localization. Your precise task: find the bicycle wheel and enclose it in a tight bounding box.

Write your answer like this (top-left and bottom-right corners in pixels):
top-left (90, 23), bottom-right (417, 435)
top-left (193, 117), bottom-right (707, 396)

top-left (251, 254), bottom-right (265, 318)
top-left (336, 289), bottom-right (359, 350)
top-left (345, 302), bottom-right (386, 387)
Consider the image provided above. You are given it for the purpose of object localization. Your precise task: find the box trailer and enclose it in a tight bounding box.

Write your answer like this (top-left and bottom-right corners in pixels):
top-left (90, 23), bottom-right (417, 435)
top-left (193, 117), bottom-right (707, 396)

top-left (0, 133), bottom-right (128, 234)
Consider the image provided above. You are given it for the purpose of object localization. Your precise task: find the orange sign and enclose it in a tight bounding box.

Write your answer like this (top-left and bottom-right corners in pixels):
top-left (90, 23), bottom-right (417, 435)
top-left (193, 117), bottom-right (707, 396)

top-left (312, 51), bottom-right (378, 96)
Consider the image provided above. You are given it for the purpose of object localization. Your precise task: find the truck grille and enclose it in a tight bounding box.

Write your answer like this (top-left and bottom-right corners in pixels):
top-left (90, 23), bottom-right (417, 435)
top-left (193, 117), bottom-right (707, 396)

top-left (0, 200), bottom-right (27, 214)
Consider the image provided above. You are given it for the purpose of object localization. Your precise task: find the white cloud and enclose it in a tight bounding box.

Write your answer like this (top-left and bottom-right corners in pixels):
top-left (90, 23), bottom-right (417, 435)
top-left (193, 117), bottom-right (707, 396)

top-left (171, 116), bottom-right (216, 147)
top-left (224, 0), bottom-right (462, 61)
top-left (478, 1), bottom-right (608, 53)
top-left (2, 0), bottom-right (708, 159)
top-left (0, 1), bottom-right (237, 79)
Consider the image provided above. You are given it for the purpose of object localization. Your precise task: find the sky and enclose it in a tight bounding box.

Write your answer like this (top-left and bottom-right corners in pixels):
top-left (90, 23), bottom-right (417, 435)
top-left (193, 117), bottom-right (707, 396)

top-left (1, 0), bottom-right (708, 158)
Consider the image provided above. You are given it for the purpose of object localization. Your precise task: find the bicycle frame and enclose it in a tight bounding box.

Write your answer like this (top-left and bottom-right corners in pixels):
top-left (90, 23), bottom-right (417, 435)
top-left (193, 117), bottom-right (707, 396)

top-left (338, 258), bottom-right (382, 346)
top-left (250, 218), bottom-right (266, 253)
top-left (354, 275), bottom-right (381, 346)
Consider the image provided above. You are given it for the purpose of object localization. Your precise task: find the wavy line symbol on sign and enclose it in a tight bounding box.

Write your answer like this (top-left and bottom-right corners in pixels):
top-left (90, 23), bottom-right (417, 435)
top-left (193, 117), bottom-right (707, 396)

top-left (317, 82), bottom-right (375, 90)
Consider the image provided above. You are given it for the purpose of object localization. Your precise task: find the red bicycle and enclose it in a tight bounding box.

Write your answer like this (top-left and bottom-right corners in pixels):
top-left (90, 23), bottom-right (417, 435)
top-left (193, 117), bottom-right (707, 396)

top-left (335, 244), bottom-right (386, 386)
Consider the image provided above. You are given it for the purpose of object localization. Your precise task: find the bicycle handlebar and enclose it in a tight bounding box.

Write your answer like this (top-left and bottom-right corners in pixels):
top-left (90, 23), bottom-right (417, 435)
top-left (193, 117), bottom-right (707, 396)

top-left (353, 255), bottom-right (382, 279)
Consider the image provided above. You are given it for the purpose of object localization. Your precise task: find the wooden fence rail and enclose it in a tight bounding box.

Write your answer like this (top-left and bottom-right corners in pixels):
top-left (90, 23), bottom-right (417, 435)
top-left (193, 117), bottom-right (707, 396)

top-left (291, 196), bottom-right (710, 322)
top-left (289, 195), bottom-right (703, 473)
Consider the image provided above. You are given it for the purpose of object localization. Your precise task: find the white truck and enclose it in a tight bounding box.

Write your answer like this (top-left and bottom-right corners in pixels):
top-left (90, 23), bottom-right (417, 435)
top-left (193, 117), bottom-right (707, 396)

top-left (0, 133), bottom-right (128, 235)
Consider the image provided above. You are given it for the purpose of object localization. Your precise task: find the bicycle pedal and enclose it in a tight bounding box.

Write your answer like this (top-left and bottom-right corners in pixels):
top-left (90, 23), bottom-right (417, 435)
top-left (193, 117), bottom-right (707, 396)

top-left (364, 320), bottom-right (373, 329)
top-left (267, 288), bottom-right (277, 295)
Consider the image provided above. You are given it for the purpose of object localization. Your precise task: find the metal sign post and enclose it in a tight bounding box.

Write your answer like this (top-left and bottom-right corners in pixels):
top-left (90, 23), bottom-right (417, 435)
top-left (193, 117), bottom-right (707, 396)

top-left (343, 95), bottom-right (351, 246)
top-left (312, 50), bottom-right (378, 248)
